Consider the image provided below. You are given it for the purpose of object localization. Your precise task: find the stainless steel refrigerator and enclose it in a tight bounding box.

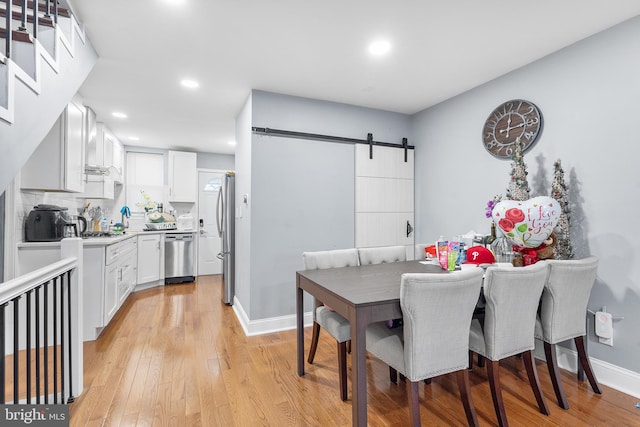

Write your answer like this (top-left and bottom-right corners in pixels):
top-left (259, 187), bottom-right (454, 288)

top-left (216, 172), bottom-right (235, 305)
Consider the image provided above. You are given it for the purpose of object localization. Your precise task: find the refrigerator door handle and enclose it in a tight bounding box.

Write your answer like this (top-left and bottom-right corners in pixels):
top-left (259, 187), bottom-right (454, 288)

top-left (216, 185), bottom-right (224, 237)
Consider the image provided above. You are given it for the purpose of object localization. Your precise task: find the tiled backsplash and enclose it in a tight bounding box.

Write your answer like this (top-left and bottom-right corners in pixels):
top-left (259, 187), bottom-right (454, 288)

top-left (16, 183), bottom-right (195, 240)
top-left (16, 186), bottom-right (124, 242)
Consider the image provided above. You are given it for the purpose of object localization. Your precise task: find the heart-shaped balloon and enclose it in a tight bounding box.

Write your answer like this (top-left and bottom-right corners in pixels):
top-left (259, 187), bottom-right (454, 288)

top-left (491, 196), bottom-right (561, 248)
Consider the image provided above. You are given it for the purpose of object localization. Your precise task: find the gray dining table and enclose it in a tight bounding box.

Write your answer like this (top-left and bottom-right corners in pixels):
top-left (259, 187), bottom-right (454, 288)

top-left (296, 260), bottom-right (446, 427)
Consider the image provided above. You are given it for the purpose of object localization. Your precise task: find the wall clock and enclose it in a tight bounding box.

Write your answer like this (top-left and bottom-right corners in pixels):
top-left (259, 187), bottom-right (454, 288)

top-left (482, 99), bottom-right (542, 158)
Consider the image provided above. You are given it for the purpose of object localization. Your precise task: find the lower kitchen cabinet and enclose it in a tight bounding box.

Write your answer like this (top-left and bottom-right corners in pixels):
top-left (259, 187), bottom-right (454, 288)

top-left (136, 233), bottom-right (164, 288)
top-left (17, 233), bottom-right (166, 341)
top-left (102, 238), bottom-right (137, 325)
top-left (84, 236), bottom-right (137, 339)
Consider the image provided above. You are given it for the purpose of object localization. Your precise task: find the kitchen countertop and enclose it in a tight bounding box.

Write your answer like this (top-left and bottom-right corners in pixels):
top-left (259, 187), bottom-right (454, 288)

top-left (18, 229), bottom-right (196, 248)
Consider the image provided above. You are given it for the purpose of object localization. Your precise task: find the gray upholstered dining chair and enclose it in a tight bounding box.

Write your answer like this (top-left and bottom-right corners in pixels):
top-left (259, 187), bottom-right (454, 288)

top-left (357, 245), bottom-right (406, 265)
top-left (535, 256), bottom-right (602, 409)
top-left (468, 262), bottom-right (551, 427)
top-left (302, 248), bottom-right (359, 401)
top-left (366, 269), bottom-right (484, 427)
top-left (358, 245), bottom-right (408, 380)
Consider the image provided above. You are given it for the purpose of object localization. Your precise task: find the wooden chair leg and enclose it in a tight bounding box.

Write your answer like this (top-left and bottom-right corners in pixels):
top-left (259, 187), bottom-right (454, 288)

top-left (456, 369), bottom-right (479, 427)
top-left (347, 340), bottom-right (351, 354)
top-left (389, 366), bottom-right (398, 384)
top-left (477, 354), bottom-right (485, 368)
top-left (307, 321), bottom-right (321, 364)
top-left (544, 342), bottom-right (569, 409)
top-left (467, 350), bottom-right (484, 369)
top-left (407, 380), bottom-right (421, 427)
top-left (522, 350), bottom-right (550, 415)
top-left (337, 341), bottom-right (348, 401)
top-left (486, 360), bottom-right (508, 427)
top-left (575, 336), bottom-right (602, 394)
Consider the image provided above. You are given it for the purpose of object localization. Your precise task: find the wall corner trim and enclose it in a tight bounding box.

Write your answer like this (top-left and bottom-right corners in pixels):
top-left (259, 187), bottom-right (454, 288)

top-left (232, 298), bottom-right (313, 337)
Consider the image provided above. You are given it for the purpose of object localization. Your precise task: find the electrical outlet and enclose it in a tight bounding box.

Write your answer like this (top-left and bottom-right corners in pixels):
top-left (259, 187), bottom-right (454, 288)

top-left (599, 334), bottom-right (613, 346)
top-left (595, 311), bottom-right (613, 346)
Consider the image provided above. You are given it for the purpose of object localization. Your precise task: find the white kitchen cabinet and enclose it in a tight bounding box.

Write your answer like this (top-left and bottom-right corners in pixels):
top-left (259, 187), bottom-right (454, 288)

top-left (112, 138), bottom-right (124, 182)
top-left (119, 253), bottom-right (137, 304)
top-left (83, 122), bottom-right (122, 199)
top-left (82, 237), bottom-right (137, 339)
top-left (168, 150), bottom-right (197, 202)
top-left (84, 107), bottom-right (99, 168)
top-left (104, 262), bottom-right (119, 323)
top-left (17, 235), bottom-right (138, 341)
top-left (137, 233), bottom-right (163, 286)
top-left (86, 122), bottom-right (122, 175)
top-left (101, 128), bottom-right (124, 183)
top-left (83, 176), bottom-right (115, 200)
top-left (102, 237), bottom-right (137, 327)
top-left (21, 98), bottom-right (85, 192)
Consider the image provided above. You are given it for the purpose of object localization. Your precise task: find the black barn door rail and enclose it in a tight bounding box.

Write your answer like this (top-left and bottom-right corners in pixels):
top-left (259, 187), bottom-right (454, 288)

top-left (251, 126), bottom-right (413, 162)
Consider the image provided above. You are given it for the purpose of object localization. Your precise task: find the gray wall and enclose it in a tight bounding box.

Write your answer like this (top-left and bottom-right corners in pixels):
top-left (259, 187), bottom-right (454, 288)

top-left (197, 152), bottom-right (235, 171)
top-left (237, 90), bottom-right (412, 320)
top-left (412, 16), bottom-right (640, 373)
top-left (235, 93), bottom-right (253, 309)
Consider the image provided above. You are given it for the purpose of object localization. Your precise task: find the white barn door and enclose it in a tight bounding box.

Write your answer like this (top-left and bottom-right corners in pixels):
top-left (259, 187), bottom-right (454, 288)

top-left (355, 144), bottom-right (414, 257)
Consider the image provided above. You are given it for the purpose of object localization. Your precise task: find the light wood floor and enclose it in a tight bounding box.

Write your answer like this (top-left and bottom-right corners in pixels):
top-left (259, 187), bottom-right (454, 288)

top-left (69, 275), bottom-right (638, 426)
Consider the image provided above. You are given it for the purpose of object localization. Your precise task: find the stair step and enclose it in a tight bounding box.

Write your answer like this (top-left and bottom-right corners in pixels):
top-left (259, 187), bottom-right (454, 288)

top-left (10, 0), bottom-right (71, 19)
top-left (0, 8), bottom-right (56, 28)
top-left (0, 27), bottom-right (34, 43)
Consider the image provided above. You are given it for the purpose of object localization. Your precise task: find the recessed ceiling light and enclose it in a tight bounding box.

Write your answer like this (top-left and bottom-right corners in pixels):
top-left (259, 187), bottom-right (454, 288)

top-left (112, 111), bottom-right (127, 119)
top-left (228, 140), bottom-right (236, 146)
top-left (128, 136), bottom-right (140, 141)
top-left (180, 79), bottom-right (199, 89)
top-left (368, 39), bottom-right (391, 56)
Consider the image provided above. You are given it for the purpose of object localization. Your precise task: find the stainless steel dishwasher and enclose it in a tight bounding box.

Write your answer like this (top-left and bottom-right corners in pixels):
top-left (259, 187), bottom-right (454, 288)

top-left (164, 232), bottom-right (195, 284)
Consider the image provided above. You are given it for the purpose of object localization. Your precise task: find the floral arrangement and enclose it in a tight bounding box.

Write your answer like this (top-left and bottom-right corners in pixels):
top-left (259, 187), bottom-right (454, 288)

top-left (485, 195), bottom-right (502, 218)
top-left (136, 190), bottom-right (158, 212)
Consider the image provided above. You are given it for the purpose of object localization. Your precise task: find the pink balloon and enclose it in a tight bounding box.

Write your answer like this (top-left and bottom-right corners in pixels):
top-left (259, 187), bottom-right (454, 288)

top-left (491, 196), bottom-right (561, 248)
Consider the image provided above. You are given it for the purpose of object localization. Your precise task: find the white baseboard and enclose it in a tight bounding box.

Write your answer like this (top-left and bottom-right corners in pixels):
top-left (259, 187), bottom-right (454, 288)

top-left (231, 306), bottom-right (640, 399)
top-left (231, 297), bottom-right (313, 337)
top-left (534, 340), bottom-right (640, 399)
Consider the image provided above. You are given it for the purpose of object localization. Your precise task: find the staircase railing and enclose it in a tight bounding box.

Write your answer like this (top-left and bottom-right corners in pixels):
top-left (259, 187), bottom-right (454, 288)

top-left (1, 0), bottom-right (69, 58)
top-left (2, 0), bottom-right (11, 58)
top-left (0, 238), bottom-right (83, 404)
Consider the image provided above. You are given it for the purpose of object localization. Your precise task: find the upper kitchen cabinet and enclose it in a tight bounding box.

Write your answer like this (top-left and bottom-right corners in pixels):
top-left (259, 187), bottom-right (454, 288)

top-left (83, 119), bottom-right (125, 199)
top-left (168, 151), bottom-right (197, 202)
top-left (85, 120), bottom-right (124, 183)
top-left (100, 125), bottom-right (124, 183)
top-left (21, 98), bottom-right (86, 192)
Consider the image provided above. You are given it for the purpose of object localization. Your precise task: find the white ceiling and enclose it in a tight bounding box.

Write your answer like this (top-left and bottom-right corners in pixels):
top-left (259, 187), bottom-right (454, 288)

top-left (71, 1), bottom-right (640, 156)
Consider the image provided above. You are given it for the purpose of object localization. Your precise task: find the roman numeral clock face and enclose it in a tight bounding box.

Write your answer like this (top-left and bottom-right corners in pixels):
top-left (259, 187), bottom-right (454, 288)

top-left (482, 100), bottom-right (543, 158)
